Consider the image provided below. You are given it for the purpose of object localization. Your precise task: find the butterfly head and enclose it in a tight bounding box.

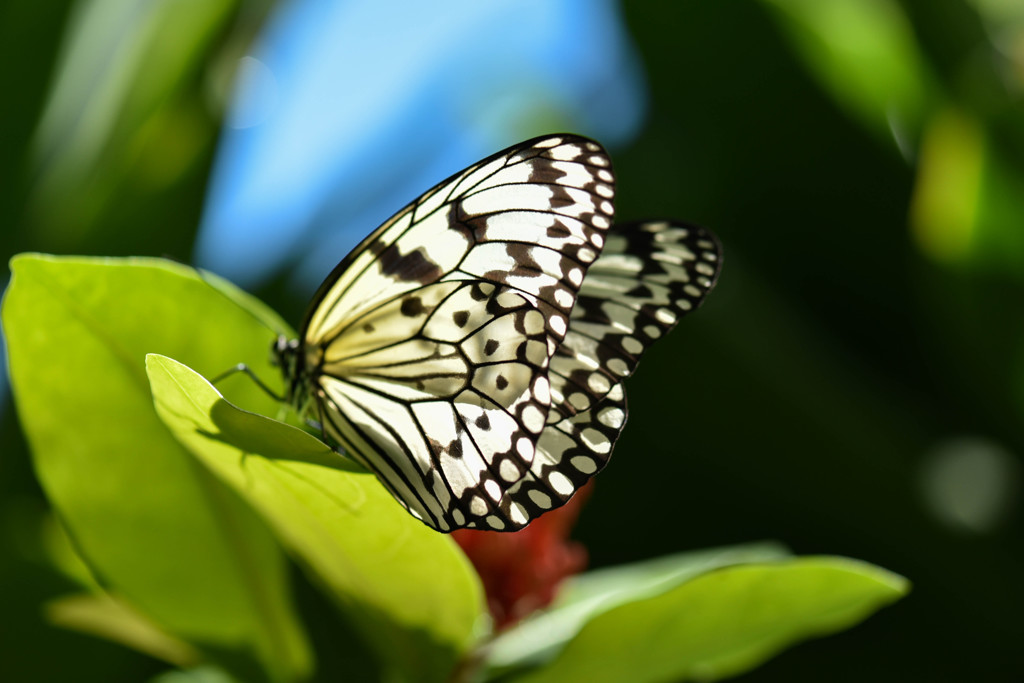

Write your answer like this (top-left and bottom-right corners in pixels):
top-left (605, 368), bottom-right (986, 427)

top-left (270, 335), bottom-right (308, 410)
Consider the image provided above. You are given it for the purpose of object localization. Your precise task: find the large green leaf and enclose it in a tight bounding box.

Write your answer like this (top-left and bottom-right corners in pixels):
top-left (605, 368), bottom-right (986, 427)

top-left (146, 353), bottom-right (485, 683)
top-left (484, 543), bottom-right (791, 676)
top-left (503, 555), bottom-right (907, 683)
top-left (41, 513), bottom-right (201, 668)
top-left (148, 350), bottom-right (487, 679)
top-left (2, 255), bottom-right (310, 682)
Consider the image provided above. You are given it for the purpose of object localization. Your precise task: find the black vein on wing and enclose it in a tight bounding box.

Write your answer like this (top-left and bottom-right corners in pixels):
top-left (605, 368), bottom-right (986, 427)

top-left (318, 387), bottom-right (442, 528)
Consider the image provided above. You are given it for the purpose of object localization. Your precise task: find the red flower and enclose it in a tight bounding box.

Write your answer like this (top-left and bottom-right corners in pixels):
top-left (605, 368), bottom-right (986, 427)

top-left (452, 483), bottom-right (592, 630)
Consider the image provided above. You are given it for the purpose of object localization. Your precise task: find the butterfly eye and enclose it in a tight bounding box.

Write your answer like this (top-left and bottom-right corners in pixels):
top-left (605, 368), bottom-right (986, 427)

top-left (269, 336), bottom-right (286, 366)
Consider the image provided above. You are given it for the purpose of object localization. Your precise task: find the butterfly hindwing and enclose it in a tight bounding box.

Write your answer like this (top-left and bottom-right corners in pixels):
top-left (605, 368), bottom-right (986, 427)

top-left (481, 220), bottom-right (722, 528)
top-left (301, 135), bottom-right (617, 531)
top-left (548, 220), bottom-right (722, 422)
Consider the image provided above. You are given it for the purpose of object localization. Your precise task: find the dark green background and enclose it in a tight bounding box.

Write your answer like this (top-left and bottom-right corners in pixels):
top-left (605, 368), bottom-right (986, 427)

top-left (2, 1), bottom-right (1022, 680)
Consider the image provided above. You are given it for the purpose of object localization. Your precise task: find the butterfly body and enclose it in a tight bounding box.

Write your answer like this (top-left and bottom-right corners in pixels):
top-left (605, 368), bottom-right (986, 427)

top-left (274, 135), bottom-right (720, 532)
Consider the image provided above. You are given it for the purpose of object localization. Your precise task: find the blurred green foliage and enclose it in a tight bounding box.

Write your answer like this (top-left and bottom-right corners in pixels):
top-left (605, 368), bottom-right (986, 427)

top-left (1, 0), bottom-right (1023, 680)
top-left (28, 0), bottom-right (237, 243)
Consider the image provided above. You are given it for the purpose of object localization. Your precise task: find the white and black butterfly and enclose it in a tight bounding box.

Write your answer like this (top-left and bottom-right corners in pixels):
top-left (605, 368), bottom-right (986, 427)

top-left (271, 135), bottom-right (721, 532)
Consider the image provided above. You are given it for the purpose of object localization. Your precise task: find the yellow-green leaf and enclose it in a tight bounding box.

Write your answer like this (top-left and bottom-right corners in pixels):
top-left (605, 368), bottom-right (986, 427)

top-left (146, 353), bottom-right (485, 683)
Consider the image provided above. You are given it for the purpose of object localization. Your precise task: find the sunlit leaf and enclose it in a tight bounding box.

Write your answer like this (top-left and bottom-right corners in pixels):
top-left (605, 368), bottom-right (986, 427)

top-left (499, 556), bottom-right (907, 683)
top-left (39, 511), bottom-right (102, 590)
top-left (3, 255), bottom-right (310, 683)
top-left (146, 354), bottom-right (486, 683)
top-left (485, 543), bottom-right (790, 676)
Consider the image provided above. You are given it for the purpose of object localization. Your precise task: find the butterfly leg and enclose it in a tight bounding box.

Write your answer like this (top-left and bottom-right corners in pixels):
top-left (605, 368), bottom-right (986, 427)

top-left (210, 363), bottom-right (284, 402)
top-left (314, 400), bottom-right (329, 445)
top-left (311, 400), bottom-right (351, 459)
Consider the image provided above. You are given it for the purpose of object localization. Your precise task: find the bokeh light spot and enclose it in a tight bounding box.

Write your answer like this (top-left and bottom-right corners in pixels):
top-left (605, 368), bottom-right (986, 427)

top-left (919, 436), bottom-right (1020, 534)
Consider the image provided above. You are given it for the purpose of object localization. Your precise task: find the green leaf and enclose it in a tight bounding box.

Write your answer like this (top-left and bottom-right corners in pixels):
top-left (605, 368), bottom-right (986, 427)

top-left (46, 592), bottom-right (201, 667)
top-left (2, 255), bottom-right (310, 683)
top-left (146, 353), bottom-right (486, 683)
top-left (503, 556), bottom-right (908, 683)
top-left (149, 666), bottom-right (241, 683)
top-left (485, 543), bottom-right (791, 676)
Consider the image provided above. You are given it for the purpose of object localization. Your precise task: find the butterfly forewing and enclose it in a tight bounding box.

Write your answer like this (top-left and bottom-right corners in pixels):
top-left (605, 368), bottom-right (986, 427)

top-left (299, 135), bottom-right (618, 531)
top-left (303, 136), bottom-right (615, 349)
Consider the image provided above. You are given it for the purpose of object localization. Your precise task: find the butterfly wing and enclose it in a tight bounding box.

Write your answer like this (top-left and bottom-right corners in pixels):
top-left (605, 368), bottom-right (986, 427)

top-left (548, 220), bottom-right (722, 421)
top-left (490, 220), bottom-right (722, 527)
top-left (300, 135), bottom-right (617, 531)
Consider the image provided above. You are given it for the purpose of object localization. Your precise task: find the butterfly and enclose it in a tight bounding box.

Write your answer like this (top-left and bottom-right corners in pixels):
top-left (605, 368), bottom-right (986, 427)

top-left (271, 134), bottom-right (721, 532)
